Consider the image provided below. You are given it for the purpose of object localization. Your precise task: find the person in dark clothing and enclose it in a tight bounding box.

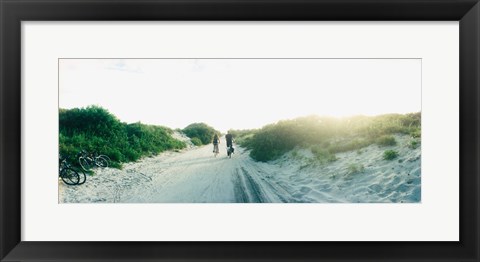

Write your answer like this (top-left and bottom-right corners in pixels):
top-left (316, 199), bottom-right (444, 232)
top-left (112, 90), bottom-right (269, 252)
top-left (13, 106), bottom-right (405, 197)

top-left (225, 132), bottom-right (233, 148)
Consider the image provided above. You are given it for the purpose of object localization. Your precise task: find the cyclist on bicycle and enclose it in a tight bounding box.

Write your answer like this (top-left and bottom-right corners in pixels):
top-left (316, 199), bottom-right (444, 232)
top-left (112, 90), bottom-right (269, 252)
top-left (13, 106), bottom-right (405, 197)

top-left (226, 131), bottom-right (234, 155)
top-left (212, 134), bottom-right (220, 154)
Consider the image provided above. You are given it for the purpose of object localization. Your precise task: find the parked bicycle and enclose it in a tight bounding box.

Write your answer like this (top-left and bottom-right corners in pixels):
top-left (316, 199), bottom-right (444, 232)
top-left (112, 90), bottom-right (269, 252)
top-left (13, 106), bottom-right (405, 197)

top-left (59, 158), bottom-right (82, 185)
top-left (78, 150), bottom-right (109, 171)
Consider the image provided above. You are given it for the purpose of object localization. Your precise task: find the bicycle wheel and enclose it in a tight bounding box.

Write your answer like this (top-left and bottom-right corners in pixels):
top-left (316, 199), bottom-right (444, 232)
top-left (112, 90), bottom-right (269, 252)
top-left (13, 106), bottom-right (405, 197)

top-left (99, 154), bottom-right (111, 162)
top-left (213, 145), bottom-right (219, 157)
top-left (79, 156), bottom-right (92, 171)
top-left (95, 156), bottom-right (109, 168)
top-left (77, 169), bottom-right (87, 185)
top-left (60, 167), bottom-right (80, 185)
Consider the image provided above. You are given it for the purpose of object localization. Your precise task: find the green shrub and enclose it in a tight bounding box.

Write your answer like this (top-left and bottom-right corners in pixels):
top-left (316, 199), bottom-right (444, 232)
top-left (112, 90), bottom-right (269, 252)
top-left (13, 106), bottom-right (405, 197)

top-left (59, 106), bottom-right (186, 168)
top-left (229, 129), bottom-right (257, 149)
top-left (235, 133), bottom-right (255, 148)
top-left (410, 128), bottom-right (421, 138)
top-left (248, 116), bottom-right (336, 161)
top-left (311, 145), bottom-right (337, 164)
top-left (383, 150), bottom-right (399, 160)
top-left (237, 112), bottom-right (420, 162)
top-left (329, 138), bottom-right (372, 153)
top-left (190, 137), bottom-right (202, 146)
top-left (376, 135), bottom-right (397, 146)
top-left (358, 113), bottom-right (421, 138)
top-left (347, 163), bottom-right (365, 175)
top-left (409, 139), bottom-right (420, 149)
top-left (228, 129), bottom-right (257, 138)
top-left (291, 150), bottom-right (299, 159)
top-left (182, 123), bottom-right (220, 145)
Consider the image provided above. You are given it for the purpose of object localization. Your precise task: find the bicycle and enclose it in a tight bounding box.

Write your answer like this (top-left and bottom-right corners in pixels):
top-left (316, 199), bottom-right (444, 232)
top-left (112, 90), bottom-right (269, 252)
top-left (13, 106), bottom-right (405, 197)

top-left (78, 150), bottom-right (109, 171)
top-left (227, 145), bottom-right (234, 158)
top-left (59, 158), bottom-right (81, 185)
top-left (75, 161), bottom-right (87, 185)
top-left (213, 144), bottom-right (220, 157)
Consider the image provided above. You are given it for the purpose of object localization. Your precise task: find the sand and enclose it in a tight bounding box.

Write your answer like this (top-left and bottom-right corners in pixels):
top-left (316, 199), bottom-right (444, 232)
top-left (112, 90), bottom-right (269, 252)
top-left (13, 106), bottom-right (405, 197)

top-left (59, 134), bottom-right (420, 203)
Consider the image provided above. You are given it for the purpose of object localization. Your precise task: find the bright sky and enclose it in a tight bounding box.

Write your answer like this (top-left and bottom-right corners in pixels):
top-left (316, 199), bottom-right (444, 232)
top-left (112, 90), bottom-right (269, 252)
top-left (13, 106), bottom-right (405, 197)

top-left (59, 59), bottom-right (421, 132)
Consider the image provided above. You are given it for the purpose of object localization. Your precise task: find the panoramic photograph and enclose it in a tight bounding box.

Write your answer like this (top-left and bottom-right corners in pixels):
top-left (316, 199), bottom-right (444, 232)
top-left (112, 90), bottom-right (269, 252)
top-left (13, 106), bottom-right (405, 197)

top-left (58, 58), bottom-right (421, 203)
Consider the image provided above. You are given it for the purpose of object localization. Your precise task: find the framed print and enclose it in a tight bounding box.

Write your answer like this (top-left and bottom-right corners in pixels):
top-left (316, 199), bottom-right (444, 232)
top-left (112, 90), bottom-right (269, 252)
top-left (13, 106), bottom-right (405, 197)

top-left (1, 0), bottom-right (479, 261)
top-left (57, 58), bottom-right (423, 204)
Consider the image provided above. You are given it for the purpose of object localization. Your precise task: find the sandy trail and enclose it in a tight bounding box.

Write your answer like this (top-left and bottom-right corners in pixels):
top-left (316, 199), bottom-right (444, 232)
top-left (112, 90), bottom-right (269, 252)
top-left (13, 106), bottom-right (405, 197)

top-left (59, 135), bottom-right (421, 203)
top-left (129, 137), bottom-right (297, 203)
top-left (60, 137), bottom-right (295, 203)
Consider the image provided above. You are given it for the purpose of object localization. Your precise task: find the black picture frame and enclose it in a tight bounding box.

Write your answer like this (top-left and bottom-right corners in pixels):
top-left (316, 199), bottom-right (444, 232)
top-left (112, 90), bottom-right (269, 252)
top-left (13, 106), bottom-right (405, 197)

top-left (1, 0), bottom-right (479, 261)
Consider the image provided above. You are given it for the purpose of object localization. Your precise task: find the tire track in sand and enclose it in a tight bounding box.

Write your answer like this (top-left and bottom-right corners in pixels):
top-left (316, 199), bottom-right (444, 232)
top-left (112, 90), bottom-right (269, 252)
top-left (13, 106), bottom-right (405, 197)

top-left (233, 167), bottom-right (267, 203)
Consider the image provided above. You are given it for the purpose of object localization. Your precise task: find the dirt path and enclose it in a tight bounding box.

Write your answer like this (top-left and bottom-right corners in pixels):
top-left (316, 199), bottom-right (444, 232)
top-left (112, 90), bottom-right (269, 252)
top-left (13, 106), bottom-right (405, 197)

top-left (125, 137), bottom-right (293, 203)
top-left (59, 137), bottom-right (293, 203)
top-left (59, 134), bottom-right (421, 203)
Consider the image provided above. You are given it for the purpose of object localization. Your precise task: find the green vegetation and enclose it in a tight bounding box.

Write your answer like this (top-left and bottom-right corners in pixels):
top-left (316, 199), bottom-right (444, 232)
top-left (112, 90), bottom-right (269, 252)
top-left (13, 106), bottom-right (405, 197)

top-left (409, 139), bottom-right (420, 149)
top-left (59, 106), bottom-right (186, 168)
top-left (410, 129), bottom-right (421, 138)
top-left (235, 113), bottom-right (420, 162)
top-left (190, 137), bottom-right (203, 146)
top-left (347, 163), bottom-right (365, 175)
top-left (60, 106), bottom-right (420, 167)
top-left (228, 129), bottom-right (256, 138)
top-left (328, 138), bottom-right (373, 153)
top-left (227, 129), bottom-right (257, 148)
top-left (383, 150), bottom-right (399, 160)
top-left (376, 135), bottom-right (397, 146)
top-left (182, 123), bottom-right (220, 145)
top-left (311, 145), bottom-right (337, 164)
